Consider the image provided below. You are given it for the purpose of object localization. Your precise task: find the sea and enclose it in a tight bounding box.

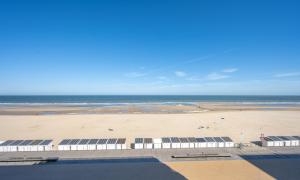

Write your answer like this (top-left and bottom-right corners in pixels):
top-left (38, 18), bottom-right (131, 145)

top-left (0, 95), bottom-right (300, 107)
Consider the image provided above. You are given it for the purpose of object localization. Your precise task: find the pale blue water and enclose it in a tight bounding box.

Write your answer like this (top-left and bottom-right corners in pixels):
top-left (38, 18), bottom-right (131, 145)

top-left (0, 95), bottom-right (300, 106)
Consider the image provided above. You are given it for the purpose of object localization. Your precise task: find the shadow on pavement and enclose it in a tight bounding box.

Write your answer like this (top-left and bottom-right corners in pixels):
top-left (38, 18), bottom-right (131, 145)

top-left (0, 157), bottom-right (186, 180)
top-left (240, 154), bottom-right (300, 180)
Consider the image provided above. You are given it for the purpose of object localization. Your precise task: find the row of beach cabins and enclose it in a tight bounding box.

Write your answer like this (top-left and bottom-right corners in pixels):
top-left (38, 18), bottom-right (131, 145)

top-left (1, 135), bottom-right (300, 152)
top-left (261, 136), bottom-right (300, 147)
top-left (133, 137), bottom-right (235, 149)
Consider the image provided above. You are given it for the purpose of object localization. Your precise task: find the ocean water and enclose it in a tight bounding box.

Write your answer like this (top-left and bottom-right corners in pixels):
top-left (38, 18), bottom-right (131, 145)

top-left (0, 95), bottom-right (300, 106)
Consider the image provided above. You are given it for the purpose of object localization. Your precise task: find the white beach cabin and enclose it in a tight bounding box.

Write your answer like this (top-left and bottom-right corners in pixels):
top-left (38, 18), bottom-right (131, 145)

top-left (39, 140), bottom-right (53, 151)
top-left (116, 138), bottom-right (126, 150)
top-left (278, 136), bottom-right (291, 146)
top-left (58, 139), bottom-right (71, 151)
top-left (87, 139), bottom-right (99, 150)
top-left (134, 138), bottom-right (144, 149)
top-left (153, 138), bottom-right (162, 149)
top-left (77, 139), bottom-right (90, 150)
top-left (269, 136), bottom-right (284, 147)
top-left (214, 137), bottom-right (225, 148)
top-left (179, 138), bottom-right (189, 148)
top-left (69, 139), bottom-right (80, 151)
top-left (97, 139), bottom-right (108, 150)
top-left (188, 137), bottom-right (197, 148)
top-left (221, 137), bottom-right (235, 147)
top-left (144, 138), bottom-right (153, 149)
top-left (205, 137), bottom-right (217, 148)
top-left (161, 137), bottom-right (171, 149)
top-left (291, 136), bottom-right (300, 146)
top-left (107, 139), bottom-right (117, 150)
top-left (195, 138), bottom-right (207, 148)
top-left (171, 137), bottom-right (180, 149)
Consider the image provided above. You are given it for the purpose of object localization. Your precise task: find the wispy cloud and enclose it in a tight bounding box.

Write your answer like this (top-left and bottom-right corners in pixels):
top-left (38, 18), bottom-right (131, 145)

top-left (175, 71), bottom-right (187, 77)
top-left (124, 72), bottom-right (146, 78)
top-left (274, 72), bottom-right (300, 78)
top-left (157, 76), bottom-right (169, 81)
top-left (206, 72), bottom-right (230, 80)
top-left (222, 68), bottom-right (238, 73)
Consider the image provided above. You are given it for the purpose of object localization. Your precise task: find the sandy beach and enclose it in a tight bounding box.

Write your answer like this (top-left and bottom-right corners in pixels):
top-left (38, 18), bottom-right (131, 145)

top-left (1, 105), bottom-right (300, 179)
top-left (0, 109), bottom-right (299, 146)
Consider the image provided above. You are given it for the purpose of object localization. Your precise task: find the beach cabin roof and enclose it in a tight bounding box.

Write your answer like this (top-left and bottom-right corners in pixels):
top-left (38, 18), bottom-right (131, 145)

top-left (69, 139), bottom-right (80, 145)
top-left (88, 139), bottom-right (99, 145)
top-left (144, 138), bottom-right (152, 144)
top-left (79, 139), bottom-right (90, 145)
top-left (179, 138), bottom-right (188, 143)
top-left (30, 140), bottom-right (43, 145)
top-left (195, 138), bottom-right (206, 142)
top-left (135, 138), bottom-right (143, 143)
top-left (277, 136), bottom-right (289, 141)
top-left (204, 137), bottom-right (215, 142)
top-left (221, 137), bottom-right (233, 142)
top-left (268, 136), bottom-right (282, 141)
top-left (10, 140), bottom-right (24, 146)
top-left (98, 139), bottom-right (108, 144)
top-left (170, 137), bottom-right (180, 143)
top-left (20, 140), bottom-right (33, 146)
top-left (117, 138), bottom-right (126, 144)
top-left (107, 139), bottom-right (117, 144)
top-left (59, 139), bottom-right (71, 145)
top-left (162, 137), bottom-right (171, 143)
top-left (292, 136), bottom-right (300, 140)
top-left (188, 137), bottom-right (197, 142)
top-left (213, 137), bottom-right (224, 142)
top-left (40, 140), bottom-right (53, 145)
top-left (0, 140), bottom-right (15, 146)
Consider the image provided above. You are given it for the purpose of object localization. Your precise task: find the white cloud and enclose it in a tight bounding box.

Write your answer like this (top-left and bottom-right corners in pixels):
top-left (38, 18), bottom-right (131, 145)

top-left (206, 72), bottom-right (230, 80)
top-left (274, 72), bottom-right (300, 78)
top-left (222, 68), bottom-right (238, 73)
top-left (175, 71), bottom-right (187, 77)
top-left (124, 72), bottom-right (146, 78)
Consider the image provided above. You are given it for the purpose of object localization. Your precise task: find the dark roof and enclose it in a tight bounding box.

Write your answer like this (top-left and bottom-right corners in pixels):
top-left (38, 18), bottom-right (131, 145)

top-left (161, 137), bottom-right (171, 143)
top-left (69, 139), bottom-right (80, 145)
top-left (10, 140), bottom-right (24, 146)
top-left (196, 138), bottom-right (206, 142)
top-left (179, 138), bottom-right (188, 143)
top-left (30, 140), bottom-right (43, 145)
top-left (278, 136), bottom-right (289, 141)
top-left (88, 139), bottom-right (99, 144)
top-left (204, 137), bottom-right (215, 142)
top-left (20, 140), bottom-right (33, 146)
top-left (170, 137), bottom-right (180, 143)
top-left (98, 139), bottom-right (108, 144)
top-left (59, 139), bottom-right (71, 145)
top-left (0, 140), bottom-right (15, 146)
top-left (188, 137), bottom-right (197, 142)
top-left (221, 137), bottom-right (233, 142)
top-left (213, 137), bottom-right (224, 142)
top-left (79, 139), bottom-right (90, 145)
top-left (144, 138), bottom-right (152, 144)
top-left (40, 140), bottom-right (53, 145)
top-left (263, 137), bottom-right (273, 141)
top-left (117, 138), bottom-right (126, 144)
top-left (107, 139), bottom-right (117, 144)
top-left (292, 136), bottom-right (300, 140)
top-left (135, 138), bottom-right (143, 143)
top-left (268, 136), bottom-right (282, 141)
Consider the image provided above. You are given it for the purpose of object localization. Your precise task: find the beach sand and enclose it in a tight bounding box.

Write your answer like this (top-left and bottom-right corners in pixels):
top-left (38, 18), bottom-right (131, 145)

top-left (0, 110), bottom-right (299, 146)
top-left (1, 108), bottom-right (300, 179)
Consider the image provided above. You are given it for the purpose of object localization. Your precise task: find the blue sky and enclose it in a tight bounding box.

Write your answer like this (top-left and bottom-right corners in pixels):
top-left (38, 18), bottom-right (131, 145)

top-left (0, 0), bottom-right (300, 95)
